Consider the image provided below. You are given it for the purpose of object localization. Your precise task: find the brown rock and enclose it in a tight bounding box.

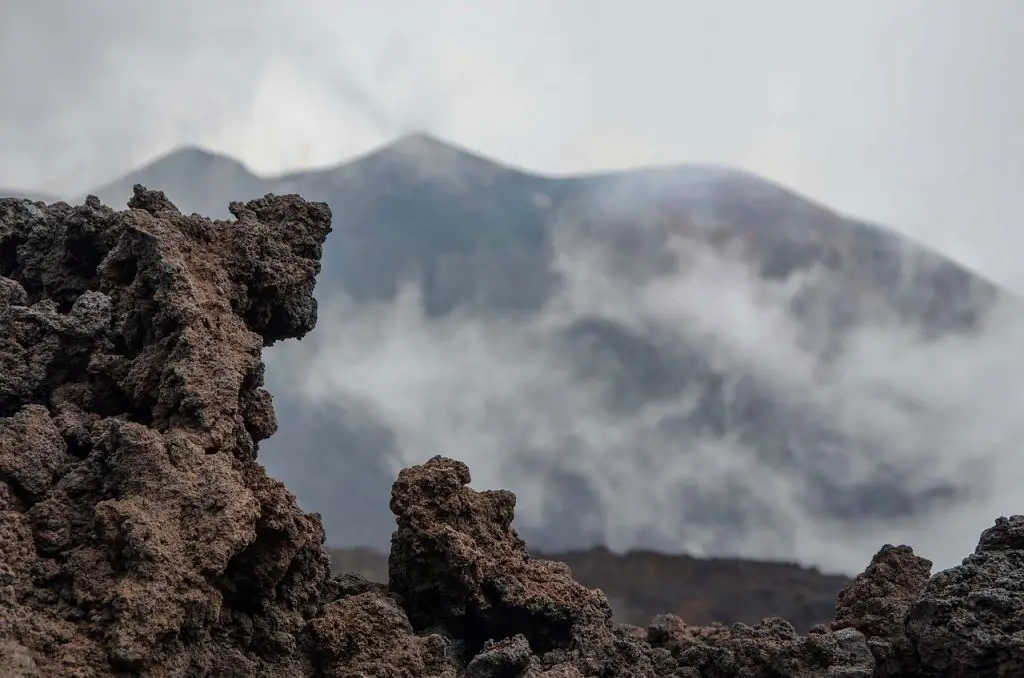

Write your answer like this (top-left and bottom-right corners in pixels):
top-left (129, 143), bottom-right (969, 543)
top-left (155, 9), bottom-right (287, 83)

top-left (308, 593), bottom-right (457, 677)
top-left (831, 544), bottom-right (933, 676)
top-left (387, 456), bottom-right (615, 659)
top-left (0, 187), bottom-right (337, 676)
top-left (2, 189), bottom-right (1023, 678)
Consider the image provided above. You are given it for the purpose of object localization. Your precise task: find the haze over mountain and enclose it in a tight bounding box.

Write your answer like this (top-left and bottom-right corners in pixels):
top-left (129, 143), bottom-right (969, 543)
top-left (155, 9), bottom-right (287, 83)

top-left (0, 188), bottom-right (55, 204)
top-left (5, 134), bottom-right (1020, 575)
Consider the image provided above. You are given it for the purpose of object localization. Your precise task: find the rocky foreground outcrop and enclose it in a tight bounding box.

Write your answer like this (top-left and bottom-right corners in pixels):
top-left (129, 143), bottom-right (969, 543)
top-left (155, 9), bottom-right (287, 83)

top-left (0, 188), bottom-right (1021, 677)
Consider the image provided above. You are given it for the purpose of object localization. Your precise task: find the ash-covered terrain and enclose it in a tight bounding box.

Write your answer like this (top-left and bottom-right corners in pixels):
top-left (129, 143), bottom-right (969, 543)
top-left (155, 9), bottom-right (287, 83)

top-left (22, 133), bottom-right (1017, 575)
top-left (1, 188), bottom-right (1023, 676)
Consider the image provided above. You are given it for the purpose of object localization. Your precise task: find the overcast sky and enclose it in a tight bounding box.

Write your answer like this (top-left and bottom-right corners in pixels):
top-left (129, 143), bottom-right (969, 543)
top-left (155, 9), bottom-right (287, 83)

top-left (2, 0), bottom-right (1022, 288)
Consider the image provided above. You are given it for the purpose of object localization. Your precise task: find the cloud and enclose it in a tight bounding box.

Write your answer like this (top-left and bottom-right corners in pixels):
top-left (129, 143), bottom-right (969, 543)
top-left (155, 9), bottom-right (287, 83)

top-left (736, 128), bottom-right (826, 206)
top-left (557, 126), bottom-right (674, 172)
top-left (0, 0), bottom-right (578, 192)
top-left (197, 57), bottom-right (391, 175)
top-left (265, 194), bottom-right (1024, 576)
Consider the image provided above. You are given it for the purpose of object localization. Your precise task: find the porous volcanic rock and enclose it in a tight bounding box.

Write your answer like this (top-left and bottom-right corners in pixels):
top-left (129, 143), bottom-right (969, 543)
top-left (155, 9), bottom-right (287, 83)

top-left (905, 516), bottom-right (1024, 677)
top-left (830, 545), bottom-right (933, 676)
top-left (1, 189), bottom-right (1023, 677)
top-left (0, 187), bottom-right (340, 676)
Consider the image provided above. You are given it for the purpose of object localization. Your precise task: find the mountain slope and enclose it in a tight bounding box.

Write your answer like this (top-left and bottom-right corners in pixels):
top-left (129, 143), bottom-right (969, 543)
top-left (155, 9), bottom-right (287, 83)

top-left (92, 134), bottom-right (997, 326)
top-left (91, 146), bottom-right (270, 219)
top-left (328, 545), bottom-right (851, 631)
top-left (84, 134), bottom-right (1009, 573)
top-left (0, 188), bottom-right (58, 202)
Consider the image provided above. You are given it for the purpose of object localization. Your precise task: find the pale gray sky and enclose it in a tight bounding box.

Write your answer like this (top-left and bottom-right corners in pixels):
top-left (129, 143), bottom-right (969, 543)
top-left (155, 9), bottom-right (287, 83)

top-left (2, 0), bottom-right (1022, 288)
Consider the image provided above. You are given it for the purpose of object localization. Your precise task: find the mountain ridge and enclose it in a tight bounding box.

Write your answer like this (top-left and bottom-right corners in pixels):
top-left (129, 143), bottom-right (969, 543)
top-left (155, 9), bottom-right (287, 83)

top-left (3, 133), bottom-right (940, 251)
top-left (68, 134), bottom-right (1004, 316)
top-left (1, 133), bottom-right (1000, 284)
top-left (1, 133), bottom-right (1009, 575)
top-left (9, 132), bottom-right (996, 293)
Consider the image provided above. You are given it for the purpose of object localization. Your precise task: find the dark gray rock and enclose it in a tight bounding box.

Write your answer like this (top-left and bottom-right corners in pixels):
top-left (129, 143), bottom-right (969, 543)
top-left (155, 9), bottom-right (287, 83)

top-left (907, 515), bottom-right (1024, 677)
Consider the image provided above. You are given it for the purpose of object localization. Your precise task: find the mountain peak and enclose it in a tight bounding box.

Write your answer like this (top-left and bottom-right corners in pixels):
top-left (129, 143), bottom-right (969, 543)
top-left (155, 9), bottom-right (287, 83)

top-left (87, 144), bottom-right (264, 216)
top-left (341, 132), bottom-right (515, 183)
top-left (387, 131), bottom-right (453, 153)
top-left (371, 132), bottom-right (485, 165)
top-left (142, 145), bottom-right (253, 175)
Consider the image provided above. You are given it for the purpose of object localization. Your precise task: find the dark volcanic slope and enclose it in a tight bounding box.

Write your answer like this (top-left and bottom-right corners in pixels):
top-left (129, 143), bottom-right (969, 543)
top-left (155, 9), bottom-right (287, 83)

top-left (328, 546), bottom-right (851, 632)
top-left (83, 134), bottom-right (1006, 568)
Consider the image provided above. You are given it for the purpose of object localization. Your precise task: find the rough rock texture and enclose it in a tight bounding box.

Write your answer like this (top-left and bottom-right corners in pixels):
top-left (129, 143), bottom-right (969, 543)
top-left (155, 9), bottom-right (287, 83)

top-left (0, 187), bottom-right (338, 677)
top-left (1, 190), bottom-right (1023, 677)
top-left (905, 516), bottom-right (1024, 677)
top-left (831, 545), bottom-right (933, 676)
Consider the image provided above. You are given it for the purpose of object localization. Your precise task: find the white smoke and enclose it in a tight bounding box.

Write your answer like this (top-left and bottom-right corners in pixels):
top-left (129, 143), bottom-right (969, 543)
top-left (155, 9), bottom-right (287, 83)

top-left (267, 203), bottom-right (1024, 576)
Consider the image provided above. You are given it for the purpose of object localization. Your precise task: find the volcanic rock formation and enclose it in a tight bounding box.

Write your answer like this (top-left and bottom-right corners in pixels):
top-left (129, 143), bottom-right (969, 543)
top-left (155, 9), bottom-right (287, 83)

top-left (1, 189), bottom-right (1022, 676)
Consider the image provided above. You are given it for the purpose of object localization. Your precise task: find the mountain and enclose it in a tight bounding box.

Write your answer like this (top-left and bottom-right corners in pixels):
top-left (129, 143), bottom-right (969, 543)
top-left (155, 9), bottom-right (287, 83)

top-left (90, 146), bottom-right (270, 219)
top-left (78, 134), bottom-right (1007, 572)
top-left (0, 188), bottom-right (57, 203)
top-left (91, 134), bottom-right (996, 326)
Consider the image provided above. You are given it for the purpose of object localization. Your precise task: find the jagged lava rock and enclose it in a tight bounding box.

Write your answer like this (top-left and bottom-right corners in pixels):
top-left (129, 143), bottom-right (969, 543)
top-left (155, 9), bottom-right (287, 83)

top-left (831, 544), bottom-right (933, 676)
top-left (0, 187), bottom-right (342, 676)
top-left (2, 189), bottom-right (1023, 677)
top-left (907, 515), bottom-right (1024, 677)
top-left (385, 456), bottom-right (880, 677)
top-left (387, 456), bottom-right (615, 658)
